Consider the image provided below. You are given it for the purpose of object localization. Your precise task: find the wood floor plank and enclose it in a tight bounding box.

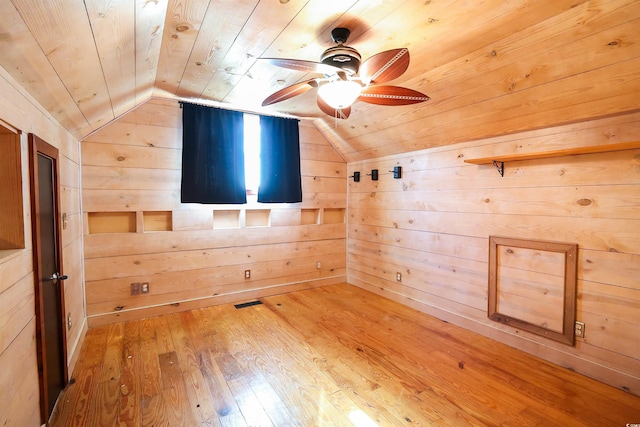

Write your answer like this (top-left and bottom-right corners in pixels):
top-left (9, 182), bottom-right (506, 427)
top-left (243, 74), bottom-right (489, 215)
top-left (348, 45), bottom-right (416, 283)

top-left (57, 365), bottom-right (100, 427)
top-left (182, 367), bottom-right (219, 425)
top-left (139, 317), bottom-right (156, 341)
top-left (242, 373), bottom-right (296, 426)
top-left (166, 312), bottom-right (221, 424)
top-left (227, 376), bottom-right (274, 426)
top-left (51, 283), bottom-right (640, 426)
top-left (99, 323), bottom-right (124, 382)
top-left (119, 339), bottom-right (142, 426)
top-left (141, 393), bottom-right (172, 427)
top-left (154, 315), bottom-right (175, 353)
top-left (157, 351), bottom-right (198, 425)
top-left (95, 379), bottom-right (121, 427)
top-left (119, 319), bottom-right (142, 426)
top-left (199, 342), bottom-right (247, 425)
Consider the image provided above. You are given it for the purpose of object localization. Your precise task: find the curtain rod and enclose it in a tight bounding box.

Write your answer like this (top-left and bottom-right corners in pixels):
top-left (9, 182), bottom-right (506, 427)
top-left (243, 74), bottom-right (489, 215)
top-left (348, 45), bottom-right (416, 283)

top-left (177, 97), bottom-right (304, 121)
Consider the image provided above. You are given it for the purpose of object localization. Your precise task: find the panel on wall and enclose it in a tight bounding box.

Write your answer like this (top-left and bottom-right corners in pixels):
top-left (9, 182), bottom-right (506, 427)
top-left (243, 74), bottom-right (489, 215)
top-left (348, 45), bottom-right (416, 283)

top-left (488, 236), bottom-right (577, 345)
top-left (0, 127), bottom-right (24, 250)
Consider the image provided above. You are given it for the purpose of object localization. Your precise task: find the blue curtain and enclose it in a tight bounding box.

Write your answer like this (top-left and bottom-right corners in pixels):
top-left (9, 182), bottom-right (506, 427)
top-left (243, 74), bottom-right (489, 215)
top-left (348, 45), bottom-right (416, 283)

top-left (180, 103), bottom-right (247, 204)
top-left (258, 116), bottom-right (302, 203)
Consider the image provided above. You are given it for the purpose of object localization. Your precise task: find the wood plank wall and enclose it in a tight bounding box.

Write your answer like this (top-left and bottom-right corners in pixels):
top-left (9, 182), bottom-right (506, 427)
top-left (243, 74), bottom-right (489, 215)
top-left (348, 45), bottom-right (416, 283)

top-left (82, 98), bottom-right (347, 326)
top-left (346, 111), bottom-right (640, 395)
top-left (0, 67), bottom-right (85, 426)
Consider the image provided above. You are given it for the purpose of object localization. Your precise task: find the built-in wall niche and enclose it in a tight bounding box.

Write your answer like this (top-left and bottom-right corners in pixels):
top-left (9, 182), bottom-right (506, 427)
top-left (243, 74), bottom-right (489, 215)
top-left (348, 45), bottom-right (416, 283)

top-left (301, 209), bottom-right (320, 225)
top-left (488, 236), bottom-right (578, 345)
top-left (143, 211), bottom-right (172, 232)
top-left (88, 212), bottom-right (136, 234)
top-left (246, 209), bottom-right (270, 227)
top-left (323, 208), bottom-right (345, 224)
top-left (0, 125), bottom-right (24, 250)
top-left (213, 210), bottom-right (240, 229)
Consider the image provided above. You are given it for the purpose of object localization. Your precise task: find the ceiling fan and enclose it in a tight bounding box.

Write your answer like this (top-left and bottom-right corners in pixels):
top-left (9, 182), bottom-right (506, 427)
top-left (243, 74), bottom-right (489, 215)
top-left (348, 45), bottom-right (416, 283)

top-left (259, 28), bottom-right (430, 119)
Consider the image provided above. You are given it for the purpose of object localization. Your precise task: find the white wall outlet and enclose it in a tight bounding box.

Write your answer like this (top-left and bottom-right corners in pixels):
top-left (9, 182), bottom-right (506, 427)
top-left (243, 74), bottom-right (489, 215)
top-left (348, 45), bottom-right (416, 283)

top-left (67, 313), bottom-right (72, 330)
top-left (316, 261), bottom-right (321, 270)
top-left (245, 270), bottom-right (251, 279)
top-left (396, 272), bottom-right (402, 282)
top-left (575, 321), bottom-right (585, 338)
top-left (141, 282), bottom-right (149, 294)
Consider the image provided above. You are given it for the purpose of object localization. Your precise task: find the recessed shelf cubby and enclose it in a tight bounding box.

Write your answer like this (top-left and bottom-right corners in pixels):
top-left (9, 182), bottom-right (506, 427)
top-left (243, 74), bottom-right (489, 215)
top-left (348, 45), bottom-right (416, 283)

top-left (301, 209), bottom-right (320, 225)
top-left (323, 208), bottom-right (345, 224)
top-left (246, 209), bottom-right (270, 227)
top-left (88, 212), bottom-right (136, 234)
top-left (213, 210), bottom-right (240, 229)
top-left (143, 211), bottom-right (172, 232)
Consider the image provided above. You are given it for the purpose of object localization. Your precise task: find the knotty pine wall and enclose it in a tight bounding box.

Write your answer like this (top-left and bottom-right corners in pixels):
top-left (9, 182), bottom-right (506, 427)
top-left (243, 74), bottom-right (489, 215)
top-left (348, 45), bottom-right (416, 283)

top-left (82, 98), bottom-right (346, 326)
top-left (0, 68), bottom-right (85, 425)
top-left (347, 111), bottom-right (640, 395)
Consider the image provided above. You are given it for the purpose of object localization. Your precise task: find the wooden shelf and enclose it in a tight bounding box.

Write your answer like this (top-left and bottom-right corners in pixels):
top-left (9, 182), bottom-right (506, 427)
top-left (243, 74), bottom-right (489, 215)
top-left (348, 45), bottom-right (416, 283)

top-left (464, 141), bottom-right (640, 165)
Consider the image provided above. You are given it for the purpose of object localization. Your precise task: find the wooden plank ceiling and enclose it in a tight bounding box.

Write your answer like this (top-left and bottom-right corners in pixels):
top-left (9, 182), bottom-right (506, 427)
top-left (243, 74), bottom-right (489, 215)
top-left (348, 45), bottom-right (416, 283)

top-left (0, 0), bottom-right (638, 161)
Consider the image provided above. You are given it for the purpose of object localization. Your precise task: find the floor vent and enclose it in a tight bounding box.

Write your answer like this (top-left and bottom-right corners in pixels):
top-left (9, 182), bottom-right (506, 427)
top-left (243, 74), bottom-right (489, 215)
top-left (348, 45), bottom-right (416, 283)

top-left (234, 300), bottom-right (263, 309)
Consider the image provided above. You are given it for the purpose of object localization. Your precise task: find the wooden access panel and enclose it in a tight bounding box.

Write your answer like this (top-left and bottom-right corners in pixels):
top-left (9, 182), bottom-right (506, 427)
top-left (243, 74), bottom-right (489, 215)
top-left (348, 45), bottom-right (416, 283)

top-left (0, 127), bottom-right (24, 249)
top-left (488, 236), bottom-right (577, 345)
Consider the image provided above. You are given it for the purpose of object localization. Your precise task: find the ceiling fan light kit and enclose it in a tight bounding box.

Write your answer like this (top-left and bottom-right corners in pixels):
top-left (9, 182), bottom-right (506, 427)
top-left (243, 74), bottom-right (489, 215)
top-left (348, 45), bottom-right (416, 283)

top-left (318, 80), bottom-right (362, 109)
top-left (259, 27), bottom-right (429, 119)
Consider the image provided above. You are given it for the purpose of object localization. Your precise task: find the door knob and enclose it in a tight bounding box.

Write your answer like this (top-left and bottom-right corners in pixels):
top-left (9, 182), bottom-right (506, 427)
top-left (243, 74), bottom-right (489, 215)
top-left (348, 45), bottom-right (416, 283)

top-left (49, 273), bottom-right (69, 281)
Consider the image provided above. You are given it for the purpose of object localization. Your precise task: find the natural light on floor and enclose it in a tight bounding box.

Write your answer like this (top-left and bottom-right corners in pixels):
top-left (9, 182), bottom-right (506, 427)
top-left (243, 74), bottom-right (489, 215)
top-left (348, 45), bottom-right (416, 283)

top-left (349, 409), bottom-right (379, 427)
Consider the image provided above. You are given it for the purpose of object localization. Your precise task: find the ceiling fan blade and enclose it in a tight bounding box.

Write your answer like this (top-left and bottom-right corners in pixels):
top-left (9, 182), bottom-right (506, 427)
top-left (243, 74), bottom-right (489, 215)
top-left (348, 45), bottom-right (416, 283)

top-left (317, 96), bottom-right (351, 119)
top-left (262, 79), bottom-right (318, 106)
top-left (358, 85), bottom-right (430, 106)
top-left (258, 58), bottom-right (345, 76)
top-left (360, 48), bottom-right (410, 85)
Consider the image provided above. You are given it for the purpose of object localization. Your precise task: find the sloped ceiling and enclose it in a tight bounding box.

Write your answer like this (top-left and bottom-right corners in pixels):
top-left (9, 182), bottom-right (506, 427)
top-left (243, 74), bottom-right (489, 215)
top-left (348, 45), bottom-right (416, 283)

top-left (0, 0), bottom-right (638, 161)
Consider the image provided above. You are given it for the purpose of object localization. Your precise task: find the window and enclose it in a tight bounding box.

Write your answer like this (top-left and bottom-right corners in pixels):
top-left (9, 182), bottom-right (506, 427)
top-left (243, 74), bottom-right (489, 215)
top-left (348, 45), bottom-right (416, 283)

top-left (181, 102), bottom-right (301, 204)
top-left (243, 113), bottom-right (260, 195)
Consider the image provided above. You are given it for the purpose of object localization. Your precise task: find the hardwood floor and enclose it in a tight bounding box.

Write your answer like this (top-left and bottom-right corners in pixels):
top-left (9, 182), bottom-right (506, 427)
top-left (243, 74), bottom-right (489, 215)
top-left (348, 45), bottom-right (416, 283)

top-left (50, 283), bottom-right (640, 426)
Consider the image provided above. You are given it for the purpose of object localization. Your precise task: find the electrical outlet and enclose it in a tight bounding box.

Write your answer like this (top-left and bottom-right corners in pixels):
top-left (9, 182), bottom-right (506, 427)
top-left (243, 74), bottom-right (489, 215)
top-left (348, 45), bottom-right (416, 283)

top-left (141, 282), bottom-right (149, 294)
top-left (575, 321), bottom-right (585, 338)
top-left (130, 282), bottom-right (140, 295)
top-left (316, 261), bottom-right (321, 270)
top-left (396, 272), bottom-right (402, 282)
top-left (67, 313), bottom-right (72, 330)
top-left (245, 270), bottom-right (251, 279)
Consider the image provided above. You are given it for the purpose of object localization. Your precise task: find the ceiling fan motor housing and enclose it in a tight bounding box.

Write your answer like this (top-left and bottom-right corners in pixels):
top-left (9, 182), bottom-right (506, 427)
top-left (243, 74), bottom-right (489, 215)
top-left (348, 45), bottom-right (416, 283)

top-left (321, 44), bottom-right (361, 75)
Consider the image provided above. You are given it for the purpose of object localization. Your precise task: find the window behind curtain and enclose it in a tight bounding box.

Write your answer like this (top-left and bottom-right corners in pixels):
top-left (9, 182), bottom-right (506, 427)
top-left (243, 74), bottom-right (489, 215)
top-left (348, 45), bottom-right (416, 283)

top-left (243, 114), bottom-right (261, 194)
top-left (258, 115), bottom-right (302, 203)
top-left (180, 102), bottom-right (247, 204)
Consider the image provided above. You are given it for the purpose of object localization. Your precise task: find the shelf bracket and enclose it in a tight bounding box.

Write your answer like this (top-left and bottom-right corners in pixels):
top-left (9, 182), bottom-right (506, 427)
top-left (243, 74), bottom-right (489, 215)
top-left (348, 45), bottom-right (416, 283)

top-left (493, 161), bottom-right (504, 177)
